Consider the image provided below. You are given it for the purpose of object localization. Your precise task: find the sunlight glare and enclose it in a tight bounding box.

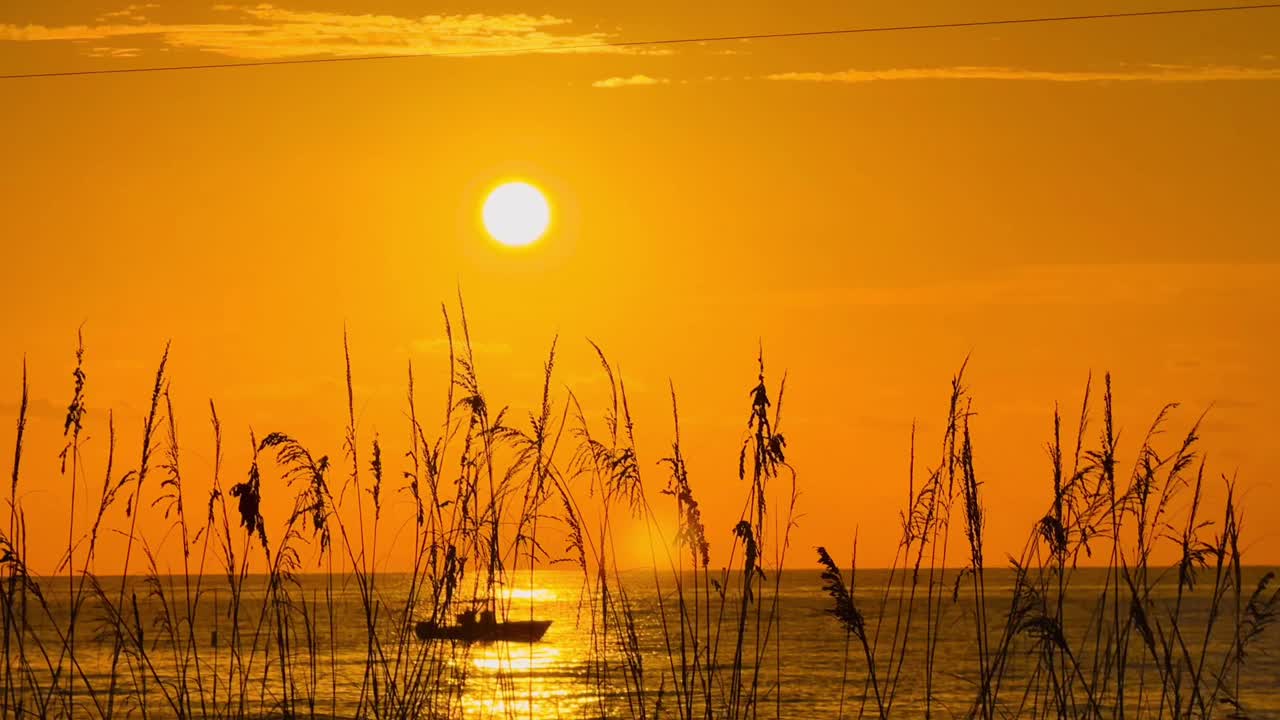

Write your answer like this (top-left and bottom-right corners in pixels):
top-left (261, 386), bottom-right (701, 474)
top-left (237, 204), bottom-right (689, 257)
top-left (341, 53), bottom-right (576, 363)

top-left (482, 181), bottom-right (551, 247)
top-left (471, 644), bottom-right (562, 672)
top-left (501, 587), bottom-right (558, 602)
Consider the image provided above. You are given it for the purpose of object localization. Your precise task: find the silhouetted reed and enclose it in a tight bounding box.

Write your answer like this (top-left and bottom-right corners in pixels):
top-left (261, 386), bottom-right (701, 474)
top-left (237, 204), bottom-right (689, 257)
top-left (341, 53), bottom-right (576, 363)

top-left (816, 365), bottom-right (1280, 720)
top-left (1, 311), bottom-right (1276, 720)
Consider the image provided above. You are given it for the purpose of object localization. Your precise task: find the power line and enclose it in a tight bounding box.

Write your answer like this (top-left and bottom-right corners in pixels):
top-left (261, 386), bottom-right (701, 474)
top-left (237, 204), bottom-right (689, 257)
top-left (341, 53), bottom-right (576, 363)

top-left (2, 3), bottom-right (1278, 81)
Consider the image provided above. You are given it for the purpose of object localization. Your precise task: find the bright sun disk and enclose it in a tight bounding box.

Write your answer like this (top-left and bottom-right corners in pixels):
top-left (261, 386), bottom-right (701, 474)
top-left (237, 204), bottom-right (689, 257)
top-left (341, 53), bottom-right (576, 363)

top-left (482, 181), bottom-right (550, 247)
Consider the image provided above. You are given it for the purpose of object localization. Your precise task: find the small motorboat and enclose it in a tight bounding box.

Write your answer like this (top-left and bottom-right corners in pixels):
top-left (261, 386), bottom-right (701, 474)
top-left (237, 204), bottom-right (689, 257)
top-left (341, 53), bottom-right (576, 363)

top-left (415, 608), bottom-right (551, 643)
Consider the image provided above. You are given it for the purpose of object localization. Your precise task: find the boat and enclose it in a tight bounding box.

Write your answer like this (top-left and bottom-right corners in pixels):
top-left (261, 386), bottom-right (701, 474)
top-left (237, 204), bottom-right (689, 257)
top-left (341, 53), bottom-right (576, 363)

top-left (415, 608), bottom-right (552, 643)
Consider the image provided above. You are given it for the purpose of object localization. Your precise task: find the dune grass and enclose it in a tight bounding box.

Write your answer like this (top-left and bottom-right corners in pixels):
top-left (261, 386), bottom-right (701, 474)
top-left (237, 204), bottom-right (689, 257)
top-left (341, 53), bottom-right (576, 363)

top-left (817, 366), bottom-right (1279, 720)
top-left (1, 300), bottom-right (1276, 720)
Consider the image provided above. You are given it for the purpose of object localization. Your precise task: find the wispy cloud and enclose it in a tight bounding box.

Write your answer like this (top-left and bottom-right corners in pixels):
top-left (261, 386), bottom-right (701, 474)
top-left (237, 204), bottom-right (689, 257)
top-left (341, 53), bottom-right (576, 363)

top-left (764, 263), bottom-right (1280, 310)
top-left (0, 3), bottom-right (641, 60)
top-left (768, 64), bottom-right (1280, 84)
top-left (410, 337), bottom-right (511, 357)
top-left (87, 46), bottom-right (143, 58)
top-left (592, 74), bottom-right (668, 88)
top-left (97, 4), bottom-right (159, 23)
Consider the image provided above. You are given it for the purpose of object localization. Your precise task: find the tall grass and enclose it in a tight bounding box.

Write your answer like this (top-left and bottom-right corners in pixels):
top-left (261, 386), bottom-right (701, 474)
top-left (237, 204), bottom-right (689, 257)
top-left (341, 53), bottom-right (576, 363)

top-left (818, 366), bottom-right (1280, 720)
top-left (1, 308), bottom-right (1276, 720)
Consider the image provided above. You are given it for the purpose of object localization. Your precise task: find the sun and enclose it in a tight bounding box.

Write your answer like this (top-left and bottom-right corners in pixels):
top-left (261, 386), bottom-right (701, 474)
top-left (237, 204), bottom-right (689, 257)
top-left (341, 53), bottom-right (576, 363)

top-left (482, 181), bottom-right (551, 247)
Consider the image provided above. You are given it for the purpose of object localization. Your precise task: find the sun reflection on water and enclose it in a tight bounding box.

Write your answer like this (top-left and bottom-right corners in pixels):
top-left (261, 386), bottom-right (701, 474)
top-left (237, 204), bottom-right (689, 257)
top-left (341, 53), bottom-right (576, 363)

top-left (500, 586), bottom-right (558, 602)
top-left (471, 643), bottom-right (562, 672)
top-left (462, 640), bottom-right (598, 719)
top-left (458, 583), bottom-right (598, 719)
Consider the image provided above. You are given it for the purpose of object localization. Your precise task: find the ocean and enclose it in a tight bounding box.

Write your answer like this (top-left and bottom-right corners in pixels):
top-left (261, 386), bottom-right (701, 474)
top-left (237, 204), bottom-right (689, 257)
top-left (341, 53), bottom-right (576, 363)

top-left (5, 567), bottom-right (1278, 719)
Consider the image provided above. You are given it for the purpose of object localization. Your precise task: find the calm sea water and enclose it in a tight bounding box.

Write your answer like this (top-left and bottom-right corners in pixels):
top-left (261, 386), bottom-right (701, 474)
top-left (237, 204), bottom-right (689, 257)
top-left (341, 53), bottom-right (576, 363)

top-left (8, 567), bottom-right (1279, 719)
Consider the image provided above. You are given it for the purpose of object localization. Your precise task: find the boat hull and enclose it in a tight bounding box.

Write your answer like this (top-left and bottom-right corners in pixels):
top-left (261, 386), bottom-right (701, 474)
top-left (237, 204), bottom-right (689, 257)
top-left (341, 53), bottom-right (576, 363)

top-left (415, 619), bottom-right (551, 643)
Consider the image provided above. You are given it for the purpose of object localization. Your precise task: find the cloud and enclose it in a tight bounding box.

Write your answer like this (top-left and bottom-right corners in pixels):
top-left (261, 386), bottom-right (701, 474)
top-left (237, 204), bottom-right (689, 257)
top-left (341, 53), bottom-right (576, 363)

top-left (410, 337), bottom-right (511, 357)
top-left (0, 4), bottom-right (643, 60)
top-left (592, 74), bottom-right (668, 88)
top-left (765, 263), bottom-right (1280, 310)
top-left (0, 395), bottom-right (64, 421)
top-left (767, 64), bottom-right (1280, 84)
top-left (87, 46), bottom-right (142, 58)
top-left (97, 4), bottom-right (159, 23)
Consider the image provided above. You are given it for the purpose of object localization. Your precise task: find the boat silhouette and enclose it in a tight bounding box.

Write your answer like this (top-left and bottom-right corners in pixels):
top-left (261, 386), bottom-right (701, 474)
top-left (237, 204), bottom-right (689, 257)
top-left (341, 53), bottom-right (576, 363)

top-left (415, 608), bottom-right (551, 643)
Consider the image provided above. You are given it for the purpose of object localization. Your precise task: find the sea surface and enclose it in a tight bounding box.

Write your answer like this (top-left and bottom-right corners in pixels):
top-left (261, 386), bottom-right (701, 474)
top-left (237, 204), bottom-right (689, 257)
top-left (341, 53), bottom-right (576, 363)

top-left (6, 567), bottom-right (1279, 719)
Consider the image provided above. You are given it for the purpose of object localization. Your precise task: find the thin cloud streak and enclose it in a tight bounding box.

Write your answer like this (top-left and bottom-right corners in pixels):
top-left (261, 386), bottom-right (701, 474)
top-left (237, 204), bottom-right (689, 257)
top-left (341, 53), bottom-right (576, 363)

top-left (765, 263), bottom-right (1280, 310)
top-left (592, 74), bottom-right (668, 88)
top-left (0, 3), bottom-right (643, 60)
top-left (768, 64), bottom-right (1280, 83)
top-left (410, 337), bottom-right (511, 357)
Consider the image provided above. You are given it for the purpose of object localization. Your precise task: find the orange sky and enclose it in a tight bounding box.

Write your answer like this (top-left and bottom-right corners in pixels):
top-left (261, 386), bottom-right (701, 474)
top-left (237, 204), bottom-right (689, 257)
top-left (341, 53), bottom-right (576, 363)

top-left (2, 0), bottom-right (1279, 575)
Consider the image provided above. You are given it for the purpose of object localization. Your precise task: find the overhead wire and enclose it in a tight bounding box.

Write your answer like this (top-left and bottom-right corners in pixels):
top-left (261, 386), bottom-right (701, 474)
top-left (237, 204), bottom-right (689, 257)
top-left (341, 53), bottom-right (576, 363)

top-left (2, 3), bottom-right (1278, 80)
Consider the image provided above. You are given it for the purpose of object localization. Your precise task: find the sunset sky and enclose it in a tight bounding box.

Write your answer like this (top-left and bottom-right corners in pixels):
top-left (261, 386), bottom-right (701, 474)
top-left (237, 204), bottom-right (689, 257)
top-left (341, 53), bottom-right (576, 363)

top-left (2, 0), bottom-right (1278, 574)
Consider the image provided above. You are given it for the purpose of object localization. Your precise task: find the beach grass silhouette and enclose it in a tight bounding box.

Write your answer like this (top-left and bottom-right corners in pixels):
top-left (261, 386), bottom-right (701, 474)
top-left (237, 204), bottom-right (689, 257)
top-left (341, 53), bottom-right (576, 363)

top-left (2, 297), bottom-right (1277, 720)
